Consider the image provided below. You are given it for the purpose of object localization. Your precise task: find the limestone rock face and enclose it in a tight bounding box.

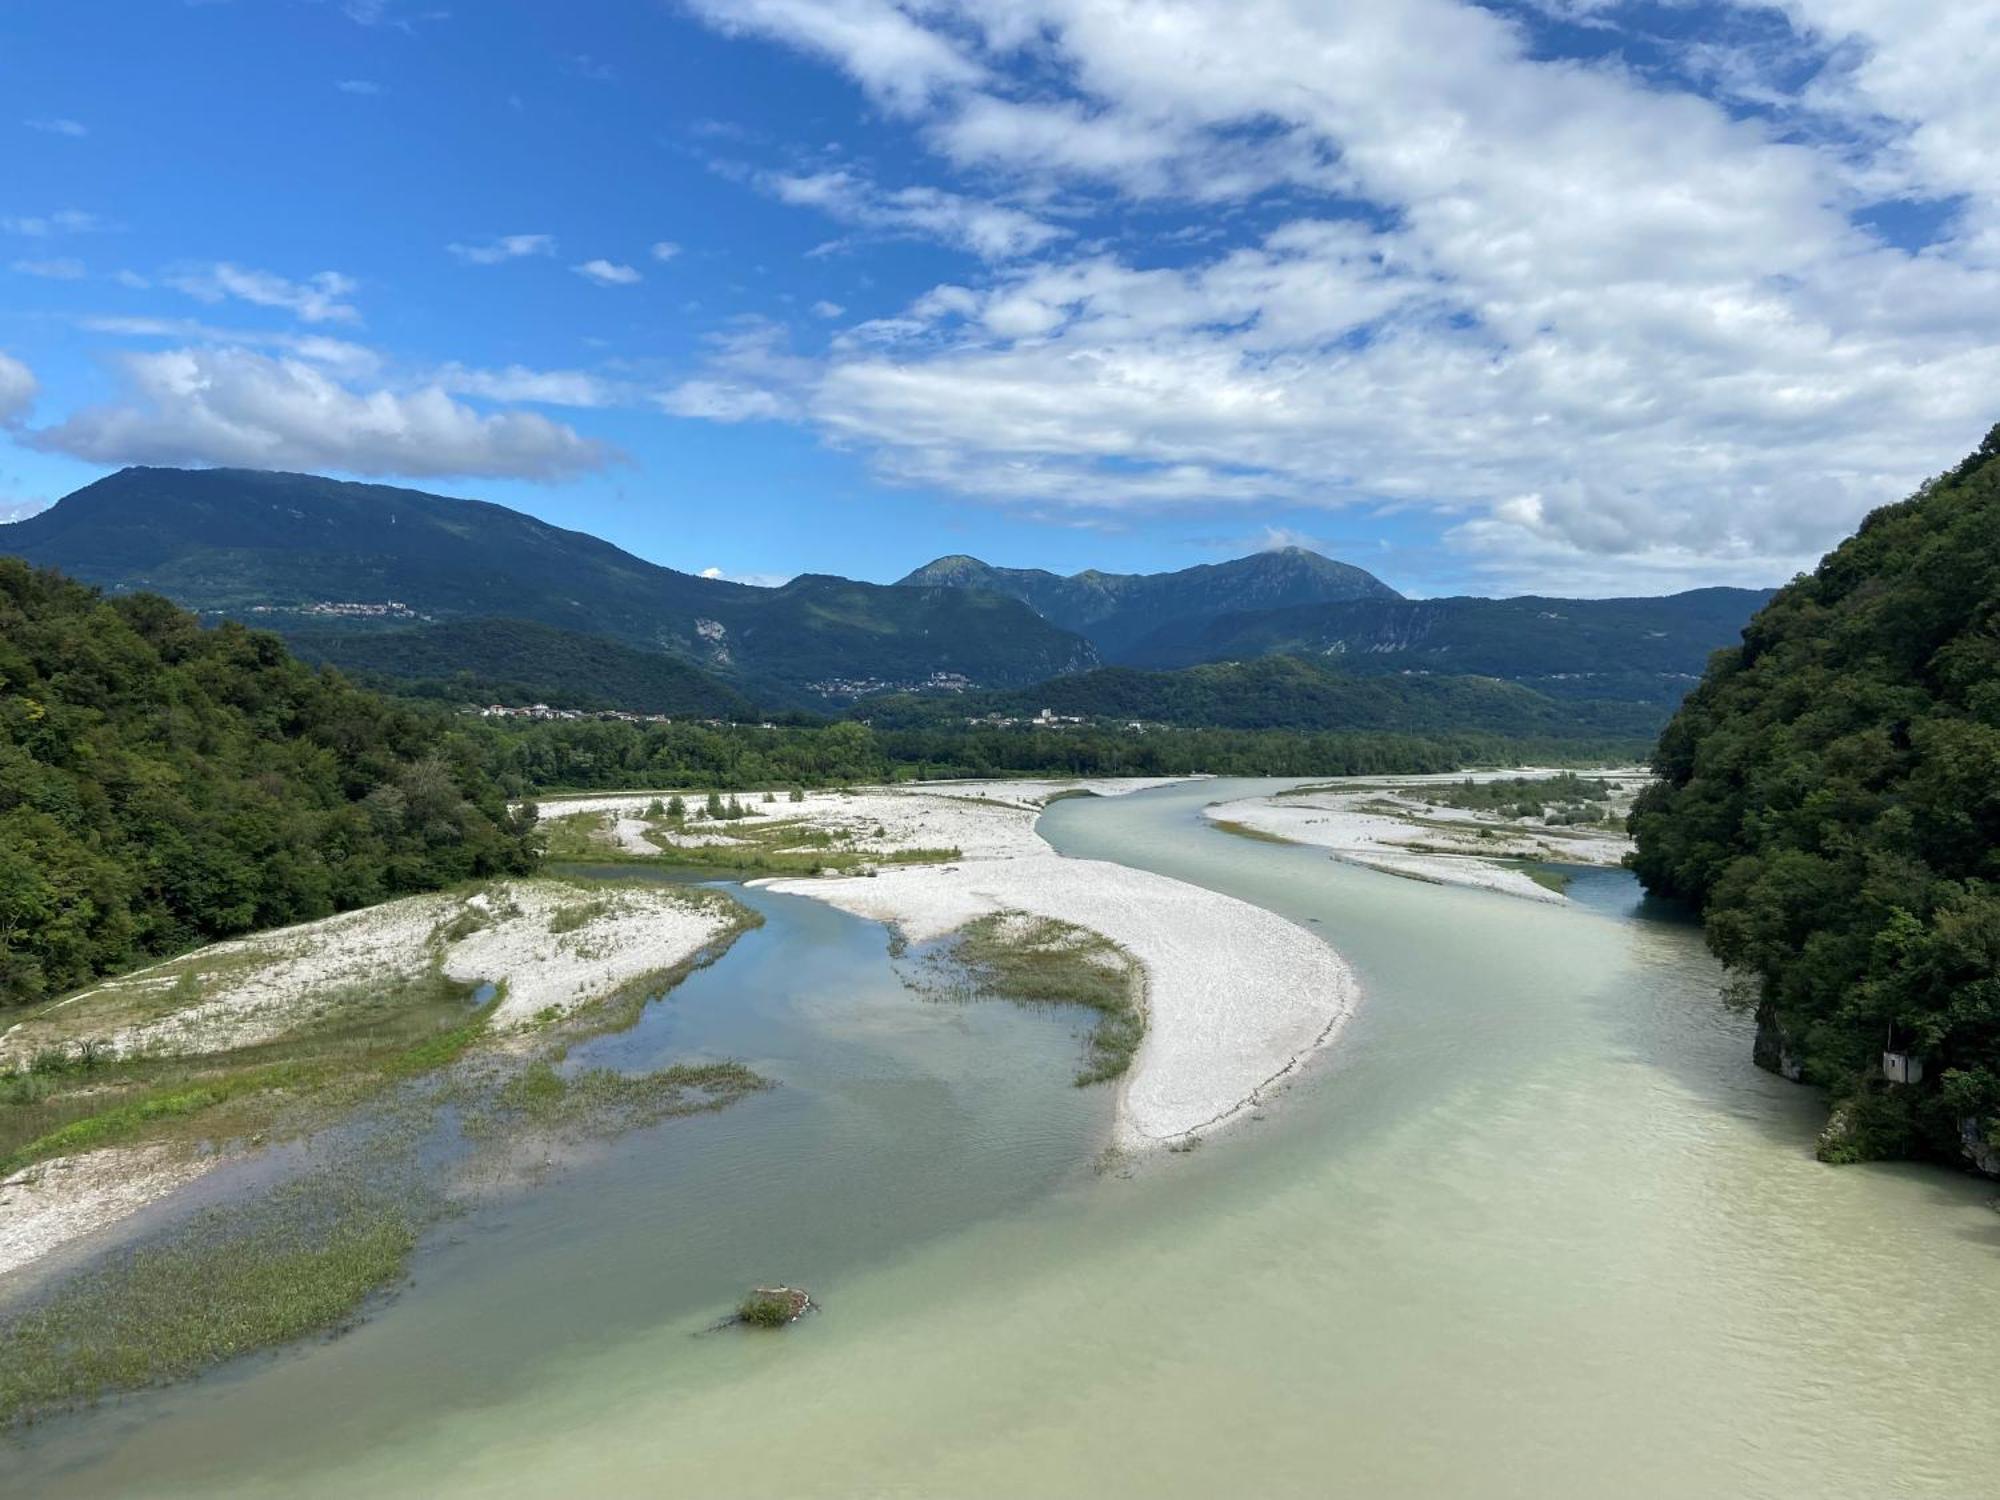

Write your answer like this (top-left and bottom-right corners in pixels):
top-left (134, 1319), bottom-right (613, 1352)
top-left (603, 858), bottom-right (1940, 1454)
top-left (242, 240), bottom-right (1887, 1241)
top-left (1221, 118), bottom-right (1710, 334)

top-left (1959, 1117), bottom-right (2000, 1180)
top-left (1752, 1003), bottom-right (1805, 1082)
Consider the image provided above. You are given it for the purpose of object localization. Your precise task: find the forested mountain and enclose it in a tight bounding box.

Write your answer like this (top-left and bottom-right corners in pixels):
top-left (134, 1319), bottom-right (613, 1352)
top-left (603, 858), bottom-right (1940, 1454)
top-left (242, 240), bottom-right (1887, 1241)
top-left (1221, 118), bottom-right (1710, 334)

top-left (0, 561), bottom-right (537, 1008)
top-left (2, 467), bottom-right (1097, 705)
top-left (897, 547), bottom-right (1402, 658)
top-left (1630, 427), bottom-right (2000, 1176)
top-left (289, 617), bottom-right (756, 719)
top-left (1121, 587), bottom-right (1772, 703)
top-left (864, 655), bottom-right (1661, 740)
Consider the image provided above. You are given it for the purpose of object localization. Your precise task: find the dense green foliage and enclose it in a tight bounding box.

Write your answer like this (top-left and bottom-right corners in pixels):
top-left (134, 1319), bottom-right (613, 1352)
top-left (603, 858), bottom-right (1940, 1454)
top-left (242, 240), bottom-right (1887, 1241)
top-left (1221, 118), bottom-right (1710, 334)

top-left (0, 562), bottom-right (536, 1008)
top-left (862, 654), bottom-right (1665, 738)
top-left (289, 616), bottom-right (755, 718)
top-left (898, 545), bottom-right (1402, 659)
top-left (4, 467), bottom-right (1097, 705)
top-left (1119, 585), bottom-right (1771, 704)
top-left (471, 713), bottom-right (1643, 795)
top-left (1630, 429), bottom-right (2000, 1169)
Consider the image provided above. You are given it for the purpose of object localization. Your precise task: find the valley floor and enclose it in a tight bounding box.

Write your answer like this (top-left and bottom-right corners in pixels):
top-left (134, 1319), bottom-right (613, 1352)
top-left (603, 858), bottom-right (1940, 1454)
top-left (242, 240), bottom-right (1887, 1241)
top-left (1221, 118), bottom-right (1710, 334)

top-left (544, 778), bottom-right (1359, 1148)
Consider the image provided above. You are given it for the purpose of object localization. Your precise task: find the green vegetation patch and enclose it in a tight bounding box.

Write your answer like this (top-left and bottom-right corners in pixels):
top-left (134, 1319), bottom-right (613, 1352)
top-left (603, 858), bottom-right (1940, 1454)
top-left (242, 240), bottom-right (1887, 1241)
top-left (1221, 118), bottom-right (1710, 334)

top-left (0, 969), bottom-right (491, 1177)
top-left (1208, 818), bottom-right (1297, 845)
top-left (930, 913), bottom-right (1145, 1086)
top-left (0, 1170), bottom-right (423, 1428)
top-left (544, 807), bottom-right (959, 876)
top-left (471, 1059), bottom-right (770, 1141)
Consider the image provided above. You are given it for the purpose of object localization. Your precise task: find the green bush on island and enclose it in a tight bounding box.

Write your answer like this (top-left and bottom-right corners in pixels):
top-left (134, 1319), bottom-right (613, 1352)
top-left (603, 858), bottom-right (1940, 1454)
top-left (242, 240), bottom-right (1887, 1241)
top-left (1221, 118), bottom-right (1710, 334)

top-left (737, 1291), bottom-right (796, 1328)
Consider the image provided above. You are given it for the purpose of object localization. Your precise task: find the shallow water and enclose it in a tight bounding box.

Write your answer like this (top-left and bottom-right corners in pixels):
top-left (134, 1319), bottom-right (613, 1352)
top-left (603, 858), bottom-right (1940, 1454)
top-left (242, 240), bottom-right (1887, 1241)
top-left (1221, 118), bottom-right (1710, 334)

top-left (14, 780), bottom-right (2000, 1497)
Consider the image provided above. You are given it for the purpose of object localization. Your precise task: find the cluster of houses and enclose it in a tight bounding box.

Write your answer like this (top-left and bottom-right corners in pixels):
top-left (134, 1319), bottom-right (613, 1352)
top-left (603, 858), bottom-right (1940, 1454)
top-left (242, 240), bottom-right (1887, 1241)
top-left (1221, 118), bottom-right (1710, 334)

top-left (962, 708), bottom-right (1147, 732)
top-left (477, 703), bottom-right (673, 723)
top-left (475, 703), bottom-right (783, 730)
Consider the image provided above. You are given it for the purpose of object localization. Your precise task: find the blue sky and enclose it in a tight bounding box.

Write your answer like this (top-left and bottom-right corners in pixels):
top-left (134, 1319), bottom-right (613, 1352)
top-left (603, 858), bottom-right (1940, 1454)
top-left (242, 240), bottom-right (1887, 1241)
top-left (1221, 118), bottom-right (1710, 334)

top-left (1, 1), bottom-right (1994, 597)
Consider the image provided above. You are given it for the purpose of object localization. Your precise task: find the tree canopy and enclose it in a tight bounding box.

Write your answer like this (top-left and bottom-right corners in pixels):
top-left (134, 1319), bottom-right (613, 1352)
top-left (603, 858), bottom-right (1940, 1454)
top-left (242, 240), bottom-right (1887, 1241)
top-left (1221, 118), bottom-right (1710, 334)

top-left (1629, 427), bottom-right (2000, 1169)
top-left (0, 561), bottom-right (537, 1008)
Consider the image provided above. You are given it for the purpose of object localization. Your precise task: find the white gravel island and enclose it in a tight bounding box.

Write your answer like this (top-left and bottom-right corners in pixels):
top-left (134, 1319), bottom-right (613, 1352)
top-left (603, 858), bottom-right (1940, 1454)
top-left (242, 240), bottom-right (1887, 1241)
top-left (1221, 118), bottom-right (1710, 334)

top-left (748, 780), bottom-right (1358, 1150)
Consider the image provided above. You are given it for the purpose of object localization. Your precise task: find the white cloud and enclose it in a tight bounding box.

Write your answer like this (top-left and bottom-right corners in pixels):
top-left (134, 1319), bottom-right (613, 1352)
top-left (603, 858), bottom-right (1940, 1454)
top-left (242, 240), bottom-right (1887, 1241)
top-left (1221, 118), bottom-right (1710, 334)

top-left (676, 0), bottom-right (2000, 590)
top-left (432, 363), bottom-right (619, 407)
top-left (335, 79), bottom-right (383, 95)
top-left (0, 351), bottom-right (37, 426)
top-left (167, 262), bottom-right (360, 323)
top-left (759, 167), bottom-right (1064, 260)
top-left (681, 0), bottom-right (983, 112)
top-left (339, 0), bottom-right (446, 28)
top-left (10, 258), bottom-right (86, 279)
top-left (572, 258), bottom-right (642, 286)
top-left (656, 380), bottom-right (792, 422)
top-left (447, 233), bottom-right (555, 264)
top-left (811, 299), bottom-right (845, 318)
top-left (655, 319), bottom-right (814, 423)
top-left (2, 209), bottom-right (103, 237)
top-left (29, 347), bottom-right (610, 481)
top-left (24, 118), bottom-right (87, 137)
top-left (78, 315), bottom-right (384, 379)
top-left (650, 240), bottom-right (682, 261)
top-left (0, 499), bottom-right (48, 524)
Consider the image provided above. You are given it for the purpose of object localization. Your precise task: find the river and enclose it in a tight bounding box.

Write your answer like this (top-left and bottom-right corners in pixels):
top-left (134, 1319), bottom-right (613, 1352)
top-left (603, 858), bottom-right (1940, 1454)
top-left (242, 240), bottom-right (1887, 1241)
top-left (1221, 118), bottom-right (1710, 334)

top-left (13, 778), bottom-right (1999, 1497)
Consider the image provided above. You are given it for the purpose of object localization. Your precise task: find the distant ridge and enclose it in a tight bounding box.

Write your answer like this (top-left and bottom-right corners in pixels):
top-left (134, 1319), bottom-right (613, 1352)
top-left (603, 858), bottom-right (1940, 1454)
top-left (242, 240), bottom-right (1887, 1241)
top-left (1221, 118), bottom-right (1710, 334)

top-left (897, 546), bottom-right (1403, 658)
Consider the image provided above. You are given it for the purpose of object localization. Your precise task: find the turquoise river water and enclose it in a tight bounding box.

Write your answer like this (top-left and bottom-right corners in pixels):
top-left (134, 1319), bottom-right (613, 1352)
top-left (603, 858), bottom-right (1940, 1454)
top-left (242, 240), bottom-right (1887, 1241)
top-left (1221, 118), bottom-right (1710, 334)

top-left (11, 778), bottom-right (1999, 1497)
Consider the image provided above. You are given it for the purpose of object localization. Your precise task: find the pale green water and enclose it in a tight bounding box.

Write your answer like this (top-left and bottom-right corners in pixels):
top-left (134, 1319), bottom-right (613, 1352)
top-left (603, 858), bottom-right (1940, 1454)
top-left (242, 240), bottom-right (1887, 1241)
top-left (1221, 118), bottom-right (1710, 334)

top-left (13, 780), bottom-right (2000, 1497)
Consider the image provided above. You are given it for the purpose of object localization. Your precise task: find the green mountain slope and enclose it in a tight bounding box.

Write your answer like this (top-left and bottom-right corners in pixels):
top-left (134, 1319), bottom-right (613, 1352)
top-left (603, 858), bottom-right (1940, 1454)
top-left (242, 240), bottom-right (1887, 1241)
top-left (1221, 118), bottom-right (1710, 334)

top-left (3, 468), bottom-right (1098, 704)
top-left (1630, 427), bottom-right (2000, 1175)
top-left (0, 560), bottom-right (537, 1007)
top-left (864, 654), bottom-right (1662, 741)
top-left (1121, 587), bottom-right (1772, 703)
top-left (897, 547), bottom-right (1402, 659)
top-left (288, 618), bottom-right (756, 719)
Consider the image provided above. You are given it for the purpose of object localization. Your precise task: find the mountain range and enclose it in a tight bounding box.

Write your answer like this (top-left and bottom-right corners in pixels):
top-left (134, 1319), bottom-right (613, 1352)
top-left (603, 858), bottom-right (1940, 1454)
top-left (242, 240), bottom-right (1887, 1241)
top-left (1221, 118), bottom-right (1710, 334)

top-left (3, 467), bottom-right (1096, 703)
top-left (1, 466), bottom-right (1771, 727)
top-left (896, 548), bottom-right (1401, 660)
top-left (899, 551), bottom-right (1770, 704)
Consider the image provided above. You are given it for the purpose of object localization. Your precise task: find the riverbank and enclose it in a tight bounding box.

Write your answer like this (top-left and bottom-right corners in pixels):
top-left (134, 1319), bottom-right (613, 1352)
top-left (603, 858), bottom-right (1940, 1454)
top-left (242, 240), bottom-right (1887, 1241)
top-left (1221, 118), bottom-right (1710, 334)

top-left (0, 877), bottom-right (756, 1282)
top-left (747, 780), bottom-right (1357, 1148)
top-left (1204, 768), bottom-right (1646, 903)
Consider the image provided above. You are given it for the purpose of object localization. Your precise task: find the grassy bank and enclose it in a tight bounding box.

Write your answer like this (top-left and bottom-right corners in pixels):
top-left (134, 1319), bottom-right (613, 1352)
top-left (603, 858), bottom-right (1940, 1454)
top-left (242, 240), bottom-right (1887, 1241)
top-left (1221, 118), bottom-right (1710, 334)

top-left (0, 875), bottom-right (778, 1428)
top-left (0, 1168), bottom-right (424, 1427)
top-left (1, 970), bottom-right (491, 1179)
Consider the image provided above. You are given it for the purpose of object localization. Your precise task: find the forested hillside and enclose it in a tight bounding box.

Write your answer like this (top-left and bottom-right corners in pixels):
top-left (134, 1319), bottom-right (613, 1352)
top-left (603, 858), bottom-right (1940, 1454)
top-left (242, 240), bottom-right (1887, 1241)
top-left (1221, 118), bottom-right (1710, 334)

top-left (0, 562), bottom-right (537, 1008)
top-left (1122, 586), bottom-right (1771, 703)
top-left (469, 714), bottom-right (1619, 794)
top-left (862, 655), bottom-right (1663, 740)
top-left (290, 617), bottom-right (756, 719)
top-left (1630, 428), bottom-right (2000, 1174)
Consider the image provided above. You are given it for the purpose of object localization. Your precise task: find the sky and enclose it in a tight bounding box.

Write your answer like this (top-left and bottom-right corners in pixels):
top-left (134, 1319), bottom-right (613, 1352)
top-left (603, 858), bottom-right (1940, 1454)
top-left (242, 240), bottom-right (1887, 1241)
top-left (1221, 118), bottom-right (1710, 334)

top-left (0, 0), bottom-right (1995, 598)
